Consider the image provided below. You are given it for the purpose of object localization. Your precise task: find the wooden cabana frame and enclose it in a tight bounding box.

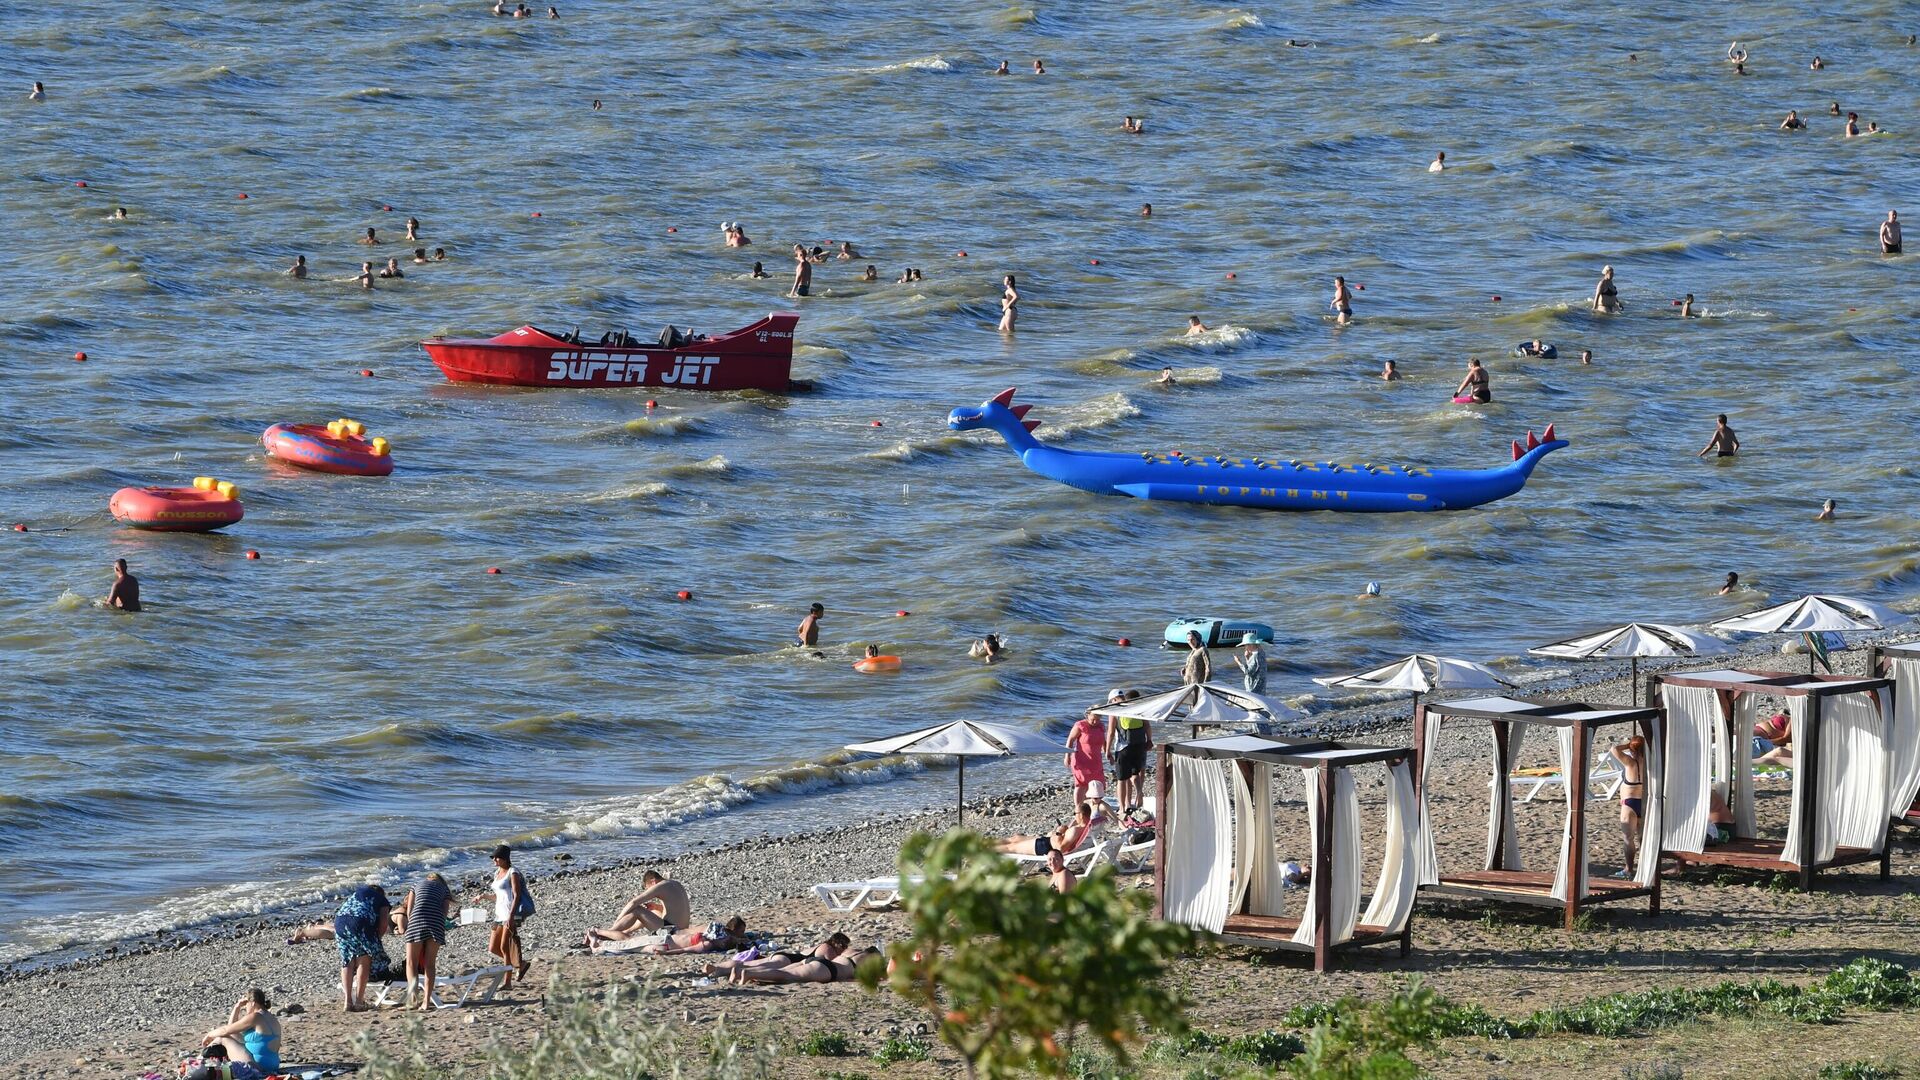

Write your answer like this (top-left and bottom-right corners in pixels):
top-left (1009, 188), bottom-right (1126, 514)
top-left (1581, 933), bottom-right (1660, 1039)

top-left (1650, 668), bottom-right (1893, 889)
top-left (1153, 735), bottom-right (1413, 972)
top-left (1413, 696), bottom-right (1662, 929)
top-left (1868, 644), bottom-right (1920, 830)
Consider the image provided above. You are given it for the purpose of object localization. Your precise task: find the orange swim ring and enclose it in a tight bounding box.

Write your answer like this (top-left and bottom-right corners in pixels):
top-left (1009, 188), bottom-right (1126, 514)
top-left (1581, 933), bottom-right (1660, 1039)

top-left (853, 655), bottom-right (902, 673)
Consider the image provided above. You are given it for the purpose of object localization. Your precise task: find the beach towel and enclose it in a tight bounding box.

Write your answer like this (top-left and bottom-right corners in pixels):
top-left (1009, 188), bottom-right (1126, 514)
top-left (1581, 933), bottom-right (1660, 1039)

top-left (1660, 685), bottom-right (1718, 854)
top-left (1293, 766), bottom-right (1360, 945)
top-left (1783, 693), bottom-right (1890, 864)
top-left (1360, 759), bottom-right (1419, 933)
top-left (1229, 762), bottom-right (1286, 917)
top-left (1486, 724), bottom-right (1526, 871)
top-left (1889, 660), bottom-right (1920, 819)
top-left (1164, 755), bottom-right (1232, 933)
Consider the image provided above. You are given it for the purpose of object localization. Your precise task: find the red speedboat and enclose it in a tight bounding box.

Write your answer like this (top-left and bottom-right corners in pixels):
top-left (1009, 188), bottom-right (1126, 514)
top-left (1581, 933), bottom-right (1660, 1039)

top-left (421, 311), bottom-right (800, 391)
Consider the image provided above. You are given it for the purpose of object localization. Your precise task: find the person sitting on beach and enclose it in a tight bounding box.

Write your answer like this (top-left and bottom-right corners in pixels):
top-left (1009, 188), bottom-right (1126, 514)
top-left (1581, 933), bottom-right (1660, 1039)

top-left (412, 247), bottom-right (430, 264)
top-left (1186, 315), bottom-right (1209, 336)
top-left (585, 869), bottom-right (692, 946)
top-left (200, 990), bottom-right (281, 1078)
top-left (379, 257), bottom-right (404, 279)
top-left (105, 558), bottom-right (141, 612)
top-left (1698, 414), bottom-right (1739, 458)
top-left (1048, 848), bottom-right (1076, 893)
top-left (969, 632), bottom-right (1005, 663)
top-left (734, 945), bottom-right (880, 985)
top-left (706, 933), bottom-right (849, 983)
top-left (993, 800), bottom-right (1099, 859)
top-left (642, 916), bottom-right (746, 955)
top-left (286, 255), bottom-right (307, 279)
top-left (1380, 359), bottom-right (1400, 381)
top-left (1607, 736), bottom-right (1646, 878)
top-left (1454, 357), bottom-right (1491, 403)
top-left (1780, 110), bottom-right (1805, 131)
top-left (1754, 711), bottom-right (1793, 768)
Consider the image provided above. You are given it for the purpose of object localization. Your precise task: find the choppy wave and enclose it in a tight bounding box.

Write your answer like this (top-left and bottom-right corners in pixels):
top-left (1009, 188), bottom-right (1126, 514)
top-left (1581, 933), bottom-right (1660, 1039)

top-left (855, 54), bottom-right (953, 74)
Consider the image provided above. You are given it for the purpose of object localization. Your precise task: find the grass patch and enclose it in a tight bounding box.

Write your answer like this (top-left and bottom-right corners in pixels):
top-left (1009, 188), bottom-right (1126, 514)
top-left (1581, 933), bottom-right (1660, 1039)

top-left (870, 1035), bottom-right (932, 1064)
top-left (794, 1030), bottom-right (857, 1057)
top-left (1819, 1063), bottom-right (1901, 1080)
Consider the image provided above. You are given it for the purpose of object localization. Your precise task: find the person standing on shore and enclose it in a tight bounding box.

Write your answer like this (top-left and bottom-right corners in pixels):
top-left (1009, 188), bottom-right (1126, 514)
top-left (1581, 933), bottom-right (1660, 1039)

top-left (1106, 706), bottom-right (1152, 814)
top-left (1234, 633), bottom-right (1267, 695)
top-left (1182, 629), bottom-right (1211, 685)
top-left (488, 845), bottom-right (530, 988)
top-left (400, 871), bottom-right (451, 1011)
top-left (797, 602), bottom-right (824, 648)
top-left (105, 558), bottom-right (141, 612)
top-left (1065, 709), bottom-right (1107, 808)
top-left (998, 274), bottom-right (1019, 333)
top-left (332, 884), bottom-right (392, 1012)
top-left (1606, 736), bottom-right (1646, 878)
top-left (1591, 265), bottom-right (1620, 313)
top-left (1698, 414), bottom-right (1740, 458)
top-left (1881, 210), bottom-right (1902, 254)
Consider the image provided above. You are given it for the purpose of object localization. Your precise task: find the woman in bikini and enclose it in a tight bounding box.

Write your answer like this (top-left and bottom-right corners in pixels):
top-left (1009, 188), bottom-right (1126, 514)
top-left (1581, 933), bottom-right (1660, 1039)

top-left (704, 933), bottom-right (848, 983)
top-left (1608, 736), bottom-right (1646, 878)
top-left (1454, 357), bottom-right (1491, 403)
top-left (735, 945), bottom-right (881, 984)
top-left (1591, 264), bottom-right (1620, 313)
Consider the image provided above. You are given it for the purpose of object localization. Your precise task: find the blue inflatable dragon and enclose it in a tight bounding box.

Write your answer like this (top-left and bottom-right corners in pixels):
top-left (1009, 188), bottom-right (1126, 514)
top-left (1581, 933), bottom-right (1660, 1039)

top-left (947, 388), bottom-right (1568, 513)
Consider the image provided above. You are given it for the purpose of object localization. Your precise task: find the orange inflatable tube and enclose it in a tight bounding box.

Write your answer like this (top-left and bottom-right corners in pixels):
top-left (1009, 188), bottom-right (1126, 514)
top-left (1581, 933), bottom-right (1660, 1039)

top-left (110, 482), bottom-right (245, 532)
top-left (853, 655), bottom-right (902, 673)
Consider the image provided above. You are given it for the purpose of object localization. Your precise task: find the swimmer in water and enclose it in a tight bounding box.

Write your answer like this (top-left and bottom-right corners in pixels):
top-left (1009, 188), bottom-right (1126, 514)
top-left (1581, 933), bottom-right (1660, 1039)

top-left (1868, 121), bottom-right (1882, 135)
top-left (492, 0), bottom-right (508, 13)
top-left (361, 227), bottom-right (379, 245)
top-left (379, 257), bottom-right (404, 279)
top-left (105, 559), bottom-right (140, 612)
top-left (1580, 348), bottom-right (1593, 365)
top-left (113, 207), bottom-right (128, 220)
top-left (1429, 150), bottom-right (1445, 172)
top-left (1158, 367), bottom-right (1176, 385)
top-left (1845, 112), bottom-right (1860, 137)
top-left (1032, 59), bottom-right (1046, 75)
top-left (358, 262), bottom-right (374, 289)
top-left (1719, 572), bottom-right (1739, 595)
top-left (1360, 581), bottom-right (1382, 599)
top-left (1815, 498), bottom-right (1837, 521)
top-left (750, 261), bottom-right (769, 279)
top-left (548, 5), bottom-right (559, 16)
top-left (413, 247), bottom-right (429, 264)
top-left (1726, 42), bottom-right (1747, 64)
top-left (433, 247), bottom-right (446, 261)
top-left (1680, 293), bottom-right (1696, 317)
top-left (836, 240), bottom-right (860, 260)
top-left (788, 244), bottom-right (811, 299)
top-left (592, 99), bottom-right (602, 110)
top-left (29, 81), bottom-right (45, 101)
top-left (969, 634), bottom-right (1004, 663)
top-left (1381, 359), bottom-right (1400, 381)
top-left (998, 274), bottom-right (1018, 333)
top-left (286, 255), bottom-right (307, 279)
top-left (1780, 110), bottom-right (1805, 131)
top-left (1698, 414), bottom-right (1739, 458)
top-left (1881, 210), bottom-right (1902, 254)
top-left (1140, 202), bottom-right (1152, 218)
top-left (1454, 357), bottom-right (1491, 403)
top-left (723, 222), bottom-right (750, 248)
top-left (861, 264), bottom-right (877, 282)
top-left (405, 217), bottom-right (420, 241)
top-left (1330, 275), bottom-right (1353, 325)
top-left (797, 603), bottom-right (824, 648)
top-left (1733, 60), bottom-right (1746, 75)
top-left (1591, 264), bottom-right (1620, 313)
top-left (994, 60), bottom-right (1009, 75)
top-left (1185, 316), bottom-right (1209, 336)
top-left (910, 268), bottom-right (922, 282)
top-left (1811, 55), bottom-right (1824, 70)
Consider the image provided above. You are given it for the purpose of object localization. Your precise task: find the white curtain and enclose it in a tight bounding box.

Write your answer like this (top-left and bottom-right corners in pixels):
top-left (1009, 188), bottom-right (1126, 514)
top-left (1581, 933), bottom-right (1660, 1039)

top-left (1782, 698), bottom-right (1811, 865)
top-left (1293, 767), bottom-right (1362, 945)
top-left (1230, 763), bottom-right (1286, 917)
top-left (1165, 755), bottom-right (1234, 932)
top-left (1782, 694), bottom-right (1889, 866)
top-left (1361, 760), bottom-right (1420, 933)
top-left (1485, 724), bottom-right (1525, 871)
top-left (1635, 714), bottom-right (1665, 888)
top-left (1890, 661), bottom-right (1920, 821)
top-left (1660, 685), bottom-right (1718, 853)
top-left (1549, 727), bottom-right (1589, 901)
top-left (1415, 715), bottom-right (1443, 885)
top-left (1730, 694), bottom-right (1758, 838)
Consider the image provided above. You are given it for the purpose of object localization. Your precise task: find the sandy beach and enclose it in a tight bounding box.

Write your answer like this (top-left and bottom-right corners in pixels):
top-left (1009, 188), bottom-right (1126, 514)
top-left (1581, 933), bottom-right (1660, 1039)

top-left (8, 638), bottom-right (1920, 1079)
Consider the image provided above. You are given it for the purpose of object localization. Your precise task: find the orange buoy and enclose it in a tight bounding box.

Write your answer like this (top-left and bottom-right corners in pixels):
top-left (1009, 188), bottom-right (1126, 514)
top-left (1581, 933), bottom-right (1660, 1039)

top-left (1225, 272), bottom-right (1236, 279)
top-left (895, 610), bottom-right (909, 617)
top-left (75, 180), bottom-right (87, 188)
top-left (871, 420), bottom-right (883, 427)
top-left (1090, 259), bottom-right (1100, 265)
top-left (1491, 295), bottom-right (1502, 302)
top-left (383, 205), bottom-right (393, 211)
top-left (1117, 637), bottom-right (1131, 647)
top-left (646, 400), bottom-right (658, 409)
top-left (955, 250), bottom-right (967, 257)
top-left (854, 655), bottom-right (903, 673)
top-left (487, 566), bottom-right (502, 575)
top-left (676, 589), bottom-right (692, 601)
top-left (245, 550), bottom-right (260, 560)
top-left (359, 368), bottom-right (373, 377)
top-left (666, 226), bottom-right (676, 232)
top-left (13, 524), bottom-right (26, 532)
top-left (531, 211), bottom-right (541, 218)
top-left (237, 193), bottom-right (249, 199)
top-left (74, 351), bottom-right (87, 362)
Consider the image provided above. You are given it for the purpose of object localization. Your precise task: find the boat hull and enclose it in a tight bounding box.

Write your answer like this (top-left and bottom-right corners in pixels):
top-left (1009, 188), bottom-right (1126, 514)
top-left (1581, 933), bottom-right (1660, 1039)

top-left (421, 312), bottom-right (799, 391)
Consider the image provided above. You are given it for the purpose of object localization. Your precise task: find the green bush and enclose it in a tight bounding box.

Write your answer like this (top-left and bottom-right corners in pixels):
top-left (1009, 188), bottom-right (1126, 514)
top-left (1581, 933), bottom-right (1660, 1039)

top-left (1818, 1063), bottom-right (1900, 1080)
top-left (1286, 982), bottom-right (1444, 1080)
top-left (871, 1035), bottom-right (933, 1063)
top-left (795, 1030), bottom-right (858, 1057)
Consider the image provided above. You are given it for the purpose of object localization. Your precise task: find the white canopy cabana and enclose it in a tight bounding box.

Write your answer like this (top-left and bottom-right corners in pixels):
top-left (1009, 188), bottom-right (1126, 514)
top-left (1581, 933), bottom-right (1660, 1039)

top-left (1868, 644), bottom-right (1920, 830)
top-left (1155, 734), bottom-right (1418, 971)
top-left (846, 720), bottom-right (1065, 825)
top-left (1092, 681), bottom-right (1301, 731)
top-left (1529, 622), bottom-right (1731, 705)
top-left (1713, 595), bottom-right (1907, 673)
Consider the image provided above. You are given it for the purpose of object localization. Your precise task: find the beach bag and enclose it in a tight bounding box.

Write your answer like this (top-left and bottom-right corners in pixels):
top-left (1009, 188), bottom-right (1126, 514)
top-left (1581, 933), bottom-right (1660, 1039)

top-left (513, 871), bottom-right (535, 919)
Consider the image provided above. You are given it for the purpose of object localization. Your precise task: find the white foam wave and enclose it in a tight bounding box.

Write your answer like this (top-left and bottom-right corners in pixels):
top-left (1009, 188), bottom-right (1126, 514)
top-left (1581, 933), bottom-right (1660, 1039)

top-left (1035, 392), bottom-right (1142, 440)
top-left (856, 54), bottom-right (952, 74)
top-left (1178, 324), bottom-right (1257, 352)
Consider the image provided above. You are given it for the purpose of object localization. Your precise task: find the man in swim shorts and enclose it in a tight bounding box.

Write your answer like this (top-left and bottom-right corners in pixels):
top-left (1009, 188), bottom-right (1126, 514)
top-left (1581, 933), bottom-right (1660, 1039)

top-left (797, 602), bottom-right (824, 648)
top-left (1331, 276), bottom-right (1353, 325)
top-left (106, 559), bottom-right (140, 612)
top-left (1698, 414), bottom-right (1739, 458)
top-left (787, 244), bottom-right (811, 298)
top-left (1106, 705), bottom-right (1153, 814)
top-left (1882, 210), bottom-right (1902, 254)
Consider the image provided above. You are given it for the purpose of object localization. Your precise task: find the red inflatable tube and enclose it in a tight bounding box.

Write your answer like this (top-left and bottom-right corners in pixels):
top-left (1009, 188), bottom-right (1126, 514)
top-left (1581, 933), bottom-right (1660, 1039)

top-left (261, 423), bottom-right (394, 476)
top-left (109, 487), bottom-right (245, 532)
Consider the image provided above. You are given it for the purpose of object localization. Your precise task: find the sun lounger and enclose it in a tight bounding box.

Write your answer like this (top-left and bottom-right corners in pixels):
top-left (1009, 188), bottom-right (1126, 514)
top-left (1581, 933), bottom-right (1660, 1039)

top-left (812, 877), bottom-right (913, 912)
top-left (1008, 833), bottom-right (1157, 875)
top-left (371, 964), bottom-right (512, 1008)
top-left (1504, 757), bottom-right (1626, 804)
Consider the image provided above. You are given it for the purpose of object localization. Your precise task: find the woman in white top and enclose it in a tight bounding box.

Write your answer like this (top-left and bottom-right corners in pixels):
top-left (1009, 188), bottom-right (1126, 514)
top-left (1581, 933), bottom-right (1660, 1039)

top-left (488, 845), bottom-right (530, 987)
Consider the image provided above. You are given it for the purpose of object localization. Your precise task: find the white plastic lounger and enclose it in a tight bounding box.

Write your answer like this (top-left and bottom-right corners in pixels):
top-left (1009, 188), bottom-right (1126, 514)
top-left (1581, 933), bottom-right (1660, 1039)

top-left (1504, 757), bottom-right (1626, 804)
top-left (1008, 834), bottom-right (1157, 874)
top-left (371, 964), bottom-right (512, 1008)
top-left (812, 878), bottom-right (911, 912)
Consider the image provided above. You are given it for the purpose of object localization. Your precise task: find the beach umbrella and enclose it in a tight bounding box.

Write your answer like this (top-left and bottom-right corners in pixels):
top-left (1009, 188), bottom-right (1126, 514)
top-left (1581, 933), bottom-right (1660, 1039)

top-left (845, 720), bottom-right (1065, 825)
top-left (1529, 622), bottom-right (1732, 705)
top-left (1313, 654), bottom-right (1512, 719)
top-left (1090, 681), bottom-right (1302, 731)
top-left (1711, 594), bottom-right (1908, 673)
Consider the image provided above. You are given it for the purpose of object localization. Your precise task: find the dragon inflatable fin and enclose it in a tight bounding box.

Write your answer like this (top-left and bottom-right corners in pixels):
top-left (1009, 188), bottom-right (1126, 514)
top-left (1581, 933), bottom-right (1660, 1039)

top-left (1542, 423), bottom-right (1556, 442)
top-left (1021, 419), bottom-right (1041, 432)
top-left (1525, 430), bottom-right (1541, 451)
top-left (989, 387), bottom-right (1017, 407)
top-left (1511, 440), bottom-right (1524, 461)
top-left (1010, 403), bottom-right (1033, 419)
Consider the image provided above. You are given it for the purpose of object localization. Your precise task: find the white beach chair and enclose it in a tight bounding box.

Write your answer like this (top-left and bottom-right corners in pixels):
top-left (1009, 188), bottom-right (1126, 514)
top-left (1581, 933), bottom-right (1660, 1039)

top-left (812, 878), bottom-right (911, 912)
top-left (372, 964), bottom-right (512, 1008)
top-left (1504, 756), bottom-right (1626, 804)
